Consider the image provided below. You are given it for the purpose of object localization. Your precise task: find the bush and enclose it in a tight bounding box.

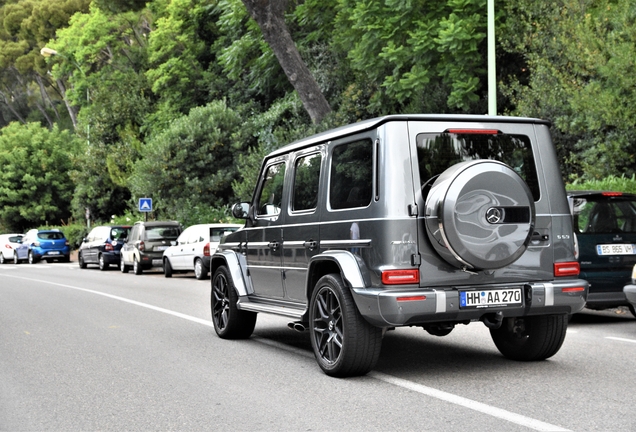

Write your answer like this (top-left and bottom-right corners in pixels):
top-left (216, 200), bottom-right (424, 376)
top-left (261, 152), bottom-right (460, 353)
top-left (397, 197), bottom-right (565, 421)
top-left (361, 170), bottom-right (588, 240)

top-left (566, 174), bottom-right (636, 194)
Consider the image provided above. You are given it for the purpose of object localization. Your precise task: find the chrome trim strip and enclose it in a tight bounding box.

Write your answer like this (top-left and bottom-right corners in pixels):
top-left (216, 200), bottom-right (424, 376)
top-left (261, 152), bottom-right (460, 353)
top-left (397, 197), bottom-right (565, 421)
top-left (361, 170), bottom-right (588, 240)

top-left (320, 239), bottom-right (372, 248)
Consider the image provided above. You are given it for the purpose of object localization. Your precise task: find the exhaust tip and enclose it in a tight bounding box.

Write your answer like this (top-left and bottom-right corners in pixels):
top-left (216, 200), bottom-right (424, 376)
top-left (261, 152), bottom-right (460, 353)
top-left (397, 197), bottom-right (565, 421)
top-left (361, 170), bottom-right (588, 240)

top-left (288, 321), bottom-right (307, 332)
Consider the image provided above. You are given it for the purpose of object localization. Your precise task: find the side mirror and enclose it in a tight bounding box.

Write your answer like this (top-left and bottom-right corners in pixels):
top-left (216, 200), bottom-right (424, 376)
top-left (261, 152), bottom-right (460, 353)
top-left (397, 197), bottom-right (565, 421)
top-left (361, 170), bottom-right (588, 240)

top-left (232, 202), bottom-right (250, 219)
top-left (82, 238), bottom-right (87, 243)
top-left (170, 240), bottom-right (177, 246)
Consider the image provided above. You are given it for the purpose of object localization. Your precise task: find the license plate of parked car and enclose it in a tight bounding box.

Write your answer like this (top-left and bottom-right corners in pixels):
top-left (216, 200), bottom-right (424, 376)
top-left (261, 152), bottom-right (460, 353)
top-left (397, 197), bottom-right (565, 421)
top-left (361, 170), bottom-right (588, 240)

top-left (596, 244), bottom-right (636, 255)
top-left (48, 251), bottom-right (59, 255)
top-left (460, 288), bottom-right (523, 308)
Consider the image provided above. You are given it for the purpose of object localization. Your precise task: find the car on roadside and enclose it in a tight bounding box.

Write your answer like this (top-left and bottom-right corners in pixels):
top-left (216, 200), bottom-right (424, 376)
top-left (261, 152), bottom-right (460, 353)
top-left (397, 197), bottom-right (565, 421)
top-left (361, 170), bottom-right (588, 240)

top-left (211, 114), bottom-right (588, 377)
top-left (14, 229), bottom-right (70, 264)
top-left (623, 265), bottom-right (636, 317)
top-left (568, 191), bottom-right (636, 316)
top-left (120, 221), bottom-right (182, 275)
top-left (78, 225), bottom-right (131, 271)
top-left (162, 223), bottom-right (242, 280)
top-left (0, 233), bottom-right (23, 264)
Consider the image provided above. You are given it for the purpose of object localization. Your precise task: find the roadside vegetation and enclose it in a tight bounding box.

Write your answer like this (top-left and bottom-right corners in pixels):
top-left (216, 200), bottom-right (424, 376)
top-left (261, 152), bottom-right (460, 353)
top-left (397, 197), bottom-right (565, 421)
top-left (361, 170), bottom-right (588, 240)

top-left (1, 0), bottom-right (634, 236)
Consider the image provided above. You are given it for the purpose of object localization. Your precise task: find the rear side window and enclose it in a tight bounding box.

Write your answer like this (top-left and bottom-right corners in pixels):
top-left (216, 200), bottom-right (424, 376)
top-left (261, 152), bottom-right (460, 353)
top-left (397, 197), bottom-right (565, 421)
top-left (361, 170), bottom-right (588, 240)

top-left (211, 227), bottom-right (239, 242)
top-left (572, 196), bottom-right (636, 233)
top-left (416, 131), bottom-right (540, 201)
top-left (292, 153), bottom-right (322, 212)
top-left (329, 139), bottom-right (373, 210)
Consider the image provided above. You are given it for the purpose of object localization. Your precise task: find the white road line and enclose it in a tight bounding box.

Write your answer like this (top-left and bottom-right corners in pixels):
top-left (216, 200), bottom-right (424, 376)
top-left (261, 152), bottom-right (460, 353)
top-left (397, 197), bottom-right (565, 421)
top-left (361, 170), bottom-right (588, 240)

top-left (3, 272), bottom-right (570, 432)
top-left (606, 336), bottom-right (636, 344)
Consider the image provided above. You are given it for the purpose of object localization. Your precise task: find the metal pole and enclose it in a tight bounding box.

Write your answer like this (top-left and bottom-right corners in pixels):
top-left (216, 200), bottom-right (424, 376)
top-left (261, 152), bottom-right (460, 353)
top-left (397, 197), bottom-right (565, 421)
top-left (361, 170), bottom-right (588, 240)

top-left (487, 0), bottom-right (496, 116)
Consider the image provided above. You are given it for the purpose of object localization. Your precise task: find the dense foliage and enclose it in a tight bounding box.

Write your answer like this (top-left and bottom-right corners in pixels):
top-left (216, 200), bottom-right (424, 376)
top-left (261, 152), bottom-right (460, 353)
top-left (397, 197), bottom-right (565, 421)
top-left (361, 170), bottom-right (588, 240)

top-left (0, 0), bottom-right (634, 234)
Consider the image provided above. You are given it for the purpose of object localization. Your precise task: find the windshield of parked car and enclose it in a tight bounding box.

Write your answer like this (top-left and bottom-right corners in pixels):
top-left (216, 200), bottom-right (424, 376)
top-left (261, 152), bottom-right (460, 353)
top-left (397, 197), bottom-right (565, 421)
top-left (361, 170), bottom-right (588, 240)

top-left (571, 196), bottom-right (636, 234)
top-left (37, 232), bottom-right (65, 240)
top-left (416, 131), bottom-right (540, 201)
top-left (145, 226), bottom-right (180, 241)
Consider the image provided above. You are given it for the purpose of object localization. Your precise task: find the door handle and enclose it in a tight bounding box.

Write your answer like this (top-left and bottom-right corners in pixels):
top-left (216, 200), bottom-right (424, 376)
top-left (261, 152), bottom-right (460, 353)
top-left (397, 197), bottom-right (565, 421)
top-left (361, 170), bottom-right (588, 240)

top-left (303, 240), bottom-right (317, 250)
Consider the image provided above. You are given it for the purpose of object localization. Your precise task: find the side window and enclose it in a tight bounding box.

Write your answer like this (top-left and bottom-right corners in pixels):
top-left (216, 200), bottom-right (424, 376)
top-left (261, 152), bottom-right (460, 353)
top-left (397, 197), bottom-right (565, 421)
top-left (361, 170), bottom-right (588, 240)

top-left (329, 139), bottom-right (373, 210)
top-left (292, 153), bottom-right (321, 212)
top-left (256, 161), bottom-right (286, 217)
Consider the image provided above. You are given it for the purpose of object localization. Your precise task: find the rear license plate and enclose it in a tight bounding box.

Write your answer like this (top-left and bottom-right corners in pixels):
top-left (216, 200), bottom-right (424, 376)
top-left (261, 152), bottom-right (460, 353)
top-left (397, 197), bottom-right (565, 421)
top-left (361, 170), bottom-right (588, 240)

top-left (597, 244), bottom-right (636, 255)
top-left (460, 288), bottom-right (522, 309)
top-left (155, 246), bottom-right (168, 251)
top-left (47, 251), bottom-right (60, 255)
top-left (152, 259), bottom-right (163, 267)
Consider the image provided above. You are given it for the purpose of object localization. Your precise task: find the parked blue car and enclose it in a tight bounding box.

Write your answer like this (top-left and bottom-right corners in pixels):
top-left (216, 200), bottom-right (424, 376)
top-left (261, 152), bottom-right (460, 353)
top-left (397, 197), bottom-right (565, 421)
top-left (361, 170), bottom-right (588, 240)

top-left (14, 229), bottom-right (71, 264)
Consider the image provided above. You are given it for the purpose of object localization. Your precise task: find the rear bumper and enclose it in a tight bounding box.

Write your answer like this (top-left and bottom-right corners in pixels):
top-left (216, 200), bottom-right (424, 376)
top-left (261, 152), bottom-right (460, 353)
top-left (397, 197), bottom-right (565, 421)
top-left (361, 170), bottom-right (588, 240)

top-left (351, 279), bottom-right (589, 327)
top-left (624, 285), bottom-right (636, 308)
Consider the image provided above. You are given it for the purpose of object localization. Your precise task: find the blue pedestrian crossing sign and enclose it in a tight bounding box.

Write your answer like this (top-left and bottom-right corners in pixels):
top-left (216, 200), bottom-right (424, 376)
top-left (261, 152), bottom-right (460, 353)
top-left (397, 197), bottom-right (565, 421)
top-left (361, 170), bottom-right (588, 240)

top-left (139, 198), bottom-right (152, 212)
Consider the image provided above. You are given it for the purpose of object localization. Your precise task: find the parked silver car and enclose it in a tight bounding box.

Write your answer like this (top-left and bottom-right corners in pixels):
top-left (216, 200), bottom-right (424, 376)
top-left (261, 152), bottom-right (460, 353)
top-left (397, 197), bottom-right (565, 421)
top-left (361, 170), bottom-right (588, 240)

top-left (162, 223), bottom-right (242, 279)
top-left (211, 114), bottom-right (588, 377)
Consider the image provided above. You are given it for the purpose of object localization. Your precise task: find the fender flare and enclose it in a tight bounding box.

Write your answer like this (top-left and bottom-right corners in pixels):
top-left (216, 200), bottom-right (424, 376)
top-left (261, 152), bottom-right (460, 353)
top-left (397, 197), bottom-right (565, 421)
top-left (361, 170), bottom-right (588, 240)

top-left (307, 250), bottom-right (368, 294)
top-left (211, 250), bottom-right (252, 296)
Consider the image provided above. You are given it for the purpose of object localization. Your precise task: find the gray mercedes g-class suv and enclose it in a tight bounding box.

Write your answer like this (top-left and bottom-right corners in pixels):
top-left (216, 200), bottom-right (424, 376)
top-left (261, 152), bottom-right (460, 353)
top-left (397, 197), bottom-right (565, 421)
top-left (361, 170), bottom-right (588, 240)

top-left (210, 114), bottom-right (588, 377)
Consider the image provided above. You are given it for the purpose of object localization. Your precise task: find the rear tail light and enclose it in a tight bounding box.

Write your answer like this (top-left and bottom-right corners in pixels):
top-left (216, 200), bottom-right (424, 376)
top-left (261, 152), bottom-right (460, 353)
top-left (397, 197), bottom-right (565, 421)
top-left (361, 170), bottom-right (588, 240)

top-left (65, 240), bottom-right (69, 246)
top-left (104, 243), bottom-right (114, 251)
top-left (3, 244), bottom-right (12, 249)
top-left (203, 242), bottom-right (210, 256)
top-left (139, 241), bottom-right (145, 252)
top-left (381, 269), bottom-right (420, 285)
top-left (396, 295), bottom-right (427, 302)
top-left (602, 192), bottom-right (622, 197)
top-left (562, 286), bottom-right (585, 293)
top-left (554, 261), bottom-right (580, 277)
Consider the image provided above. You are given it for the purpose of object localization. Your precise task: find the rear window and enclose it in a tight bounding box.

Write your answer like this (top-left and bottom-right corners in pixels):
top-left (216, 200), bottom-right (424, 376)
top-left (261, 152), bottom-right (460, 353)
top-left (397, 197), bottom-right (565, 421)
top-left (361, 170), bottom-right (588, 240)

top-left (416, 131), bottom-right (540, 201)
top-left (145, 226), bottom-right (180, 241)
top-left (210, 227), bottom-right (240, 242)
top-left (111, 227), bottom-right (129, 240)
top-left (37, 232), bottom-right (65, 240)
top-left (571, 196), bottom-right (636, 234)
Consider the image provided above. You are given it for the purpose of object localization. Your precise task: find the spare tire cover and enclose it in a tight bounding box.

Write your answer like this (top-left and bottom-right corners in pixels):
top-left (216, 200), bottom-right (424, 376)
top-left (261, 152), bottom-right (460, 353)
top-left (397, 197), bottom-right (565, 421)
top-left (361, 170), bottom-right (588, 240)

top-left (424, 160), bottom-right (535, 270)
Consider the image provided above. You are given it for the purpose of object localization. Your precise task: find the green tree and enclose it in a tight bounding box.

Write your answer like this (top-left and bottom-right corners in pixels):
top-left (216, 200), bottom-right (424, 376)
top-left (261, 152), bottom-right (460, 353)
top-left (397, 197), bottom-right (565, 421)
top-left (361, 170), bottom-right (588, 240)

top-left (0, 122), bottom-right (80, 231)
top-left (129, 100), bottom-right (252, 219)
top-left (502, 0), bottom-right (636, 181)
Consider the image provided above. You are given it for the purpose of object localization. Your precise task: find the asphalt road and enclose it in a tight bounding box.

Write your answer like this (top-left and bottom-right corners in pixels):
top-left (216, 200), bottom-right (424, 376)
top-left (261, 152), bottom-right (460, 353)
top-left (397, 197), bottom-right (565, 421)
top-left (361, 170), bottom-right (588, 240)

top-left (1, 261), bottom-right (635, 431)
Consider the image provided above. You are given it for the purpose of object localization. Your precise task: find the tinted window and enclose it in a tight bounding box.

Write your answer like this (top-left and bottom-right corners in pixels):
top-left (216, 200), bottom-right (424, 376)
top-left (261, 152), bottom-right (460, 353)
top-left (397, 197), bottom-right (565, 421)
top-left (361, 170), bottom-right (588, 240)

top-left (8, 235), bottom-right (22, 242)
top-left (416, 132), bottom-right (540, 201)
top-left (571, 196), bottom-right (636, 234)
top-left (257, 162), bottom-right (286, 217)
top-left (330, 140), bottom-right (373, 210)
top-left (292, 153), bottom-right (321, 212)
top-left (110, 227), bottom-right (129, 240)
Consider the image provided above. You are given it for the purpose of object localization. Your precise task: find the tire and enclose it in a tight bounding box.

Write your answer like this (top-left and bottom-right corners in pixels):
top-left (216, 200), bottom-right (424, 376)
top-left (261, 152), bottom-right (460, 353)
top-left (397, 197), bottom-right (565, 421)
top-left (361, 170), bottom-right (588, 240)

top-left (490, 314), bottom-right (568, 361)
top-left (98, 254), bottom-right (108, 271)
top-left (133, 256), bottom-right (142, 275)
top-left (13, 253), bottom-right (19, 264)
top-left (120, 257), bottom-right (130, 273)
top-left (424, 160), bottom-right (535, 270)
top-left (628, 304), bottom-right (636, 319)
top-left (28, 251), bottom-right (36, 264)
top-left (194, 258), bottom-right (206, 280)
top-left (0, 253), bottom-right (5, 265)
top-left (78, 253), bottom-right (87, 269)
top-left (164, 258), bottom-right (173, 278)
top-left (309, 274), bottom-right (383, 377)
top-left (211, 265), bottom-right (256, 339)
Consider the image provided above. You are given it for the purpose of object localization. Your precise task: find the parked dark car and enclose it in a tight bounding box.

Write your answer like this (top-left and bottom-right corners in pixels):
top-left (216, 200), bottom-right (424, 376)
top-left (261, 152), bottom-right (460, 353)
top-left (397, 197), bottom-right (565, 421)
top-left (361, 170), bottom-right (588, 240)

top-left (120, 221), bottom-right (181, 275)
top-left (212, 114), bottom-right (587, 377)
top-left (14, 229), bottom-right (70, 264)
top-left (78, 225), bottom-right (131, 271)
top-left (568, 190), bottom-right (636, 315)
